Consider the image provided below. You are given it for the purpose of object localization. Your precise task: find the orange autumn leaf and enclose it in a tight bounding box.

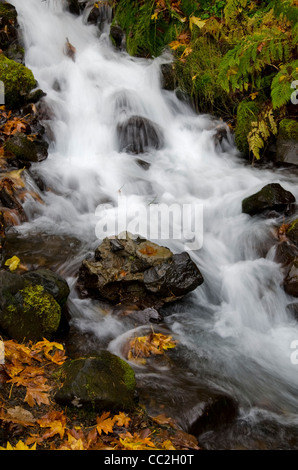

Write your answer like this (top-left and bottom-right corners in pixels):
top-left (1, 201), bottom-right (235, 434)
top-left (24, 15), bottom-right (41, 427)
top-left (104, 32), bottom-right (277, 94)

top-left (96, 411), bottom-right (115, 435)
top-left (37, 411), bottom-right (67, 440)
top-left (113, 411), bottom-right (131, 428)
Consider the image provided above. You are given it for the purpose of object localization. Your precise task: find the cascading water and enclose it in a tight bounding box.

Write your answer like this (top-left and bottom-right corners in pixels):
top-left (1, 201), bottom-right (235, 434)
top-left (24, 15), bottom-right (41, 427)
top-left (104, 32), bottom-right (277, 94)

top-left (8, 0), bottom-right (298, 449)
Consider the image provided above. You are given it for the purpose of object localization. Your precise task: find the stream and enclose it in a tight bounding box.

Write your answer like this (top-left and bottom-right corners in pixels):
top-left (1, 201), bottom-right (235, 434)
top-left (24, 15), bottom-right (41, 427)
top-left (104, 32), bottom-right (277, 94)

top-left (8, 0), bottom-right (298, 449)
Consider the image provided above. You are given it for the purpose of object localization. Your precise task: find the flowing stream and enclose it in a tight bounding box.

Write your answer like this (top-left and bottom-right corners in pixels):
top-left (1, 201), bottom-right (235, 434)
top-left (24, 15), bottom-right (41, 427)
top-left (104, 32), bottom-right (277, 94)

top-left (8, 0), bottom-right (298, 449)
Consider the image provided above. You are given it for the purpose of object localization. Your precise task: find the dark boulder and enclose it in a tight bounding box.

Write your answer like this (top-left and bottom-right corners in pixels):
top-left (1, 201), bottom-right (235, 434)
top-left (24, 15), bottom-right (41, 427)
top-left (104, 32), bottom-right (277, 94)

top-left (160, 63), bottom-right (175, 91)
top-left (188, 389), bottom-right (239, 437)
top-left (110, 24), bottom-right (125, 50)
top-left (0, 268), bottom-right (70, 342)
top-left (117, 115), bottom-right (164, 154)
top-left (54, 352), bottom-right (137, 411)
top-left (242, 183), bottom-right (296, 217)
top-left (0, 270), bottom-right (61, 342)
top-left (144, 252), bottom-right (204, 299)
top-left (77, 234), bottom-right (204, 309)
top-left (4, 132), bottom-right (48, 164)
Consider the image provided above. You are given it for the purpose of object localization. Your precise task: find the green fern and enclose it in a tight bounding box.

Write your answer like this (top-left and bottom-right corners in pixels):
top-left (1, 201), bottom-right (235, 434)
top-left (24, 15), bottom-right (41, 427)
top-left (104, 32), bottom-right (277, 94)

top-left (218, 26), bottom-right (292, 93)
top-left (271, 60), bottom-right (298, 109)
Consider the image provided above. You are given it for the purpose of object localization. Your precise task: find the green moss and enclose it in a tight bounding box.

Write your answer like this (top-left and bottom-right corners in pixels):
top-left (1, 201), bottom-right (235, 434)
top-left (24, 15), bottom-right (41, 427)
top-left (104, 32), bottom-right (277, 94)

top-left (0, 54), bottom-right (36, 108)
top-left (235, 100), bottom-right (260, 155)
top-left (0, 3), bottom-right (17, 21)
top-left (20, 284), bottom-right (61, 332)
top-left (278, 119), bottom-right (298, 141)
top-left (54, 353), bottom-right (137, 412)
top-left (1, 283), bottom-right (61, 342)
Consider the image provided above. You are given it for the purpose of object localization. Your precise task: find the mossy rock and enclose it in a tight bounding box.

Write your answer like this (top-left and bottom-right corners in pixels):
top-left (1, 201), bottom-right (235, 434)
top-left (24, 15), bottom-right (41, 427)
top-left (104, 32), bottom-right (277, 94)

top-left (22, 268), bottom-right (70, 306)
top-left (0, 3), bottom-right (17, 21)
top-left (242, 183), bottom-right (296, 216)
top-left (4, 132), bottom-right (48, 163)
top-left (0, 54), bottom-right (36, 108)
top-left (0, 270), bottom-right (61, 342)
top-left (278, 119), bottom-right (298, 141)
top-left (235, 101), bottom-right (260, 156)
top-left (54, 352), bottom-right (137, 412)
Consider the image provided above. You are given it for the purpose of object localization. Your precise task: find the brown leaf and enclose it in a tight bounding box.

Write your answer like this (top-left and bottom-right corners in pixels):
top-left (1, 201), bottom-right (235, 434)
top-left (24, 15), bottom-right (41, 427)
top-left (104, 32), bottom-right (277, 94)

top-left (96, 412), bottom-right (115, 435)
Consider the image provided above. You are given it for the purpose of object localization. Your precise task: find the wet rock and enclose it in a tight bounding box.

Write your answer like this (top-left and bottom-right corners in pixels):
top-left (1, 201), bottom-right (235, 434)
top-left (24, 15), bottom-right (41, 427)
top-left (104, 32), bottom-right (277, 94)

top-left (4, 132), bottom-right (48, 163)
top-left (274, 240), bottom-right (298, 266)
top-left (117, 115), bottom-right (164, 154)
top-left (0, 178), bottom-right (27, 223)
top-left (275, 119), bottom-right (298, 166)
top-left (286, 302), bottom-right (298, 321)
top-left (22, 268), bottom-right (70, 306)
top-left (65, 0), bottom-right (87, 15)
top-left (144, 252), bottom-right (204, 299)
top-left (242, 183), bottom-right (296, 217)
top-left (54, 352), bottom-right (137, 411)
top-left (284, 258), bottom-right (298, 297)
top-left (110, 24), bottom-right (125, 50)
top-left (77, 234), bottom-right (204, 309)
top-left (160, 63), bottom-right (175, 91)
top-left (0, 2), bottom-right (19, 53)
top-left (0, 270), bottom-right (61, 342)
top-left (115, 305), bottom-right (163, 325)
top-left (87, 1), bottom-right (112, 29)
top-left (188, 389), bottom-right (239, 437)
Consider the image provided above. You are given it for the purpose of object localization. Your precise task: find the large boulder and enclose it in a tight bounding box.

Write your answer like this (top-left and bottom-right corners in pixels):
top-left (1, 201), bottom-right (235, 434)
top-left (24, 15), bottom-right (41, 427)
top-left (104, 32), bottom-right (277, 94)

top-left (0, 54), bottom-right (36, 109)
top-left (54, 352), bottom-right (137, 411)
top-left (116, 115), bottom-right (164, 154)
top-left (77, 234), bottom-right (204, 309)
top-left (242, 183), bottom-right (296, 217)
top-left (0, 268), bottom-right (70, 341)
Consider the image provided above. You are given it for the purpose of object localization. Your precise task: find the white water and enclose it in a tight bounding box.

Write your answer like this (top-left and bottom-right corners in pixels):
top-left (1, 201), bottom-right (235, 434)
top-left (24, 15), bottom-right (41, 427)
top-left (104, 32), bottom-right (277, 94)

top-left (10, 0), bottom-right (298, 447)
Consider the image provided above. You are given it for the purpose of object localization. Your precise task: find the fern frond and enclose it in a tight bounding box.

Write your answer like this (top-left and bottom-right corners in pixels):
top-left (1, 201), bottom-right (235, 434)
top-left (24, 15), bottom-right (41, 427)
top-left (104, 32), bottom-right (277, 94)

top-left (271, 60), bottom-right (298, 109)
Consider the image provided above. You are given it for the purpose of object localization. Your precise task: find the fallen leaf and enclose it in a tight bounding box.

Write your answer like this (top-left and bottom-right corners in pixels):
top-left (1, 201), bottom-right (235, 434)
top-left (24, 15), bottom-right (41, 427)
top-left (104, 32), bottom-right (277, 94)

top-left (96, 412), bottom-right (115, 435)
top-left (4, 255), bottom-right (21, 271)
top-left (0, 440), bottom-right (36, 450)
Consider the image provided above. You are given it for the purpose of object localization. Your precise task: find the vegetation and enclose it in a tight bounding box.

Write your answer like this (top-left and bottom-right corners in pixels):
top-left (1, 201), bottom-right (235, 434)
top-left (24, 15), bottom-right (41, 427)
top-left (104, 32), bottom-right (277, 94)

top-left (0, 338), bottom-right (199, 450)
top-left (113, 0), bottom-right (298, 161)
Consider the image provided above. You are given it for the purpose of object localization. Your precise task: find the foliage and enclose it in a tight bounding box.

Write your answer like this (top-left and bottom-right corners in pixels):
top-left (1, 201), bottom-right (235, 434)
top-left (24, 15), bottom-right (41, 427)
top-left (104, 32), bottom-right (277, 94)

top-left (0, 338), bottom-right (199, 450)
top-left (112, 0), bottom-right (298, 159)
top-left (247, 105), bottom-right (277, 161)
top-left (126, 331), bottom-right (177, 363)
top-left (234, 100), bottom-right (260, 154)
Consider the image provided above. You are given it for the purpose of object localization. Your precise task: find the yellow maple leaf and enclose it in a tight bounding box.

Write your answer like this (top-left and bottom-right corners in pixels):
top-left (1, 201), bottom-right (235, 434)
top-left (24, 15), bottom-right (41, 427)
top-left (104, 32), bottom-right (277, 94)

top-left (0, 440), bottom-right (36, 450)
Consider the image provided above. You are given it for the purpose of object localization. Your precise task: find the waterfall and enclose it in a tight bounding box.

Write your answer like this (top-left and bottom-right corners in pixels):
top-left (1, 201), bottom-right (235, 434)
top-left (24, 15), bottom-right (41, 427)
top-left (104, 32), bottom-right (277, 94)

top-left (9, 0), bottom-right (298, 448)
